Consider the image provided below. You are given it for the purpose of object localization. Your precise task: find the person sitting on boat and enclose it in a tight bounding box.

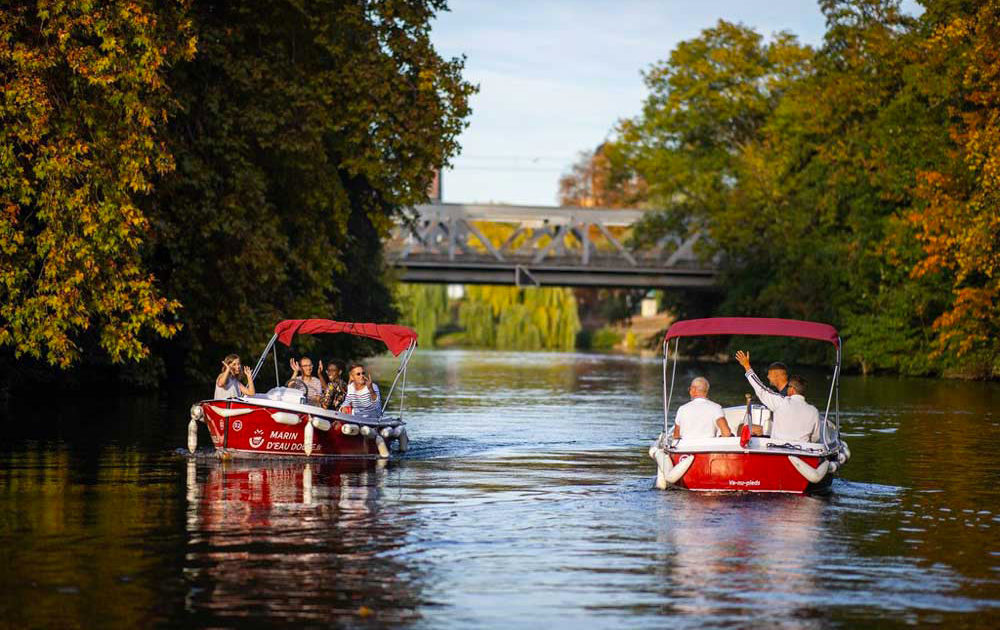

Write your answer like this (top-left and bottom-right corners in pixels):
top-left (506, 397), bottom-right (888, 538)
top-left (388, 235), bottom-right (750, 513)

top-left (287, 356), bottom-right (324, 405)
top-left (671, 377), bottom-right (733, 439)
top-left (735, 350), bottom-right (820, 442)
top-left (319, 358), bottom-right (347, 410)
top-left (341, 362), bottom-right (381, 418)
top-left (767, 362), bottom-right (790, 396)
top-left (215, 354), bottom-right (256, 399)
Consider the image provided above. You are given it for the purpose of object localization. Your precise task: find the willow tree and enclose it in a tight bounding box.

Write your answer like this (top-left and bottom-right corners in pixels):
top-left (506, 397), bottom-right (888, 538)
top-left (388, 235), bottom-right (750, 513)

top-left (397, 284), bottom-right (449, 348)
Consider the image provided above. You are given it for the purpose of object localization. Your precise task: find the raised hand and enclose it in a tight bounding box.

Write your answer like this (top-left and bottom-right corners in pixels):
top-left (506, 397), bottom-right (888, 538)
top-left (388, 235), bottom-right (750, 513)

top-left (319, 360), bottom-right (324, 373)
top-left (735, 350), bottom-right (752, 371)
top-left (289, 357), bottom-right (300, 376)
top-left (243, 365), bottom-right (253, 381)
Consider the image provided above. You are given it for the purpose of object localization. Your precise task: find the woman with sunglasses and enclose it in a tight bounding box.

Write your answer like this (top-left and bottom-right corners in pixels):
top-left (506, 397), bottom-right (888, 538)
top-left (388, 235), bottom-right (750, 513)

top-left (340, 363), bottom-right (381, 418)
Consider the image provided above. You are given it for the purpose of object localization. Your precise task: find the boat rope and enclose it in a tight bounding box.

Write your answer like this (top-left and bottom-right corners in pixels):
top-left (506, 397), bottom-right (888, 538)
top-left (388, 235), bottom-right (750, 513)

top-left (765, 442), bottom-right (826, 454)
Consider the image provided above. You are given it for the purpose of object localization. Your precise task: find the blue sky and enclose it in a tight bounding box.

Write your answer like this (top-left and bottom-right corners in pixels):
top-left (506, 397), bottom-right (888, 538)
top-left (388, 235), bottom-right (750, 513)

top-left (429, 1), bottom-right (863, 206)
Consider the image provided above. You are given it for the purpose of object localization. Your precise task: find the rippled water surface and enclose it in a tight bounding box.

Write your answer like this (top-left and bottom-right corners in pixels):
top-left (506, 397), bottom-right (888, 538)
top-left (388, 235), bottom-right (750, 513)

top-left (2, 349), bottom-right (1000, 628)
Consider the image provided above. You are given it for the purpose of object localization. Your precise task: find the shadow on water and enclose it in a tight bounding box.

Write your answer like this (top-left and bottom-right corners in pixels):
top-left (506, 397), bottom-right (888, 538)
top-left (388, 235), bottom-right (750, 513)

top-left (0, 350), bottom-right (999, 628)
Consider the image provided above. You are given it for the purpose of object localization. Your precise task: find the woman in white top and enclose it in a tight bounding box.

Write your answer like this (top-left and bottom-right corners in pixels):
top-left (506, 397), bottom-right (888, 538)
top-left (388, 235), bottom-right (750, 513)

top-left (287, 356), bottom-right (324, 405)
top-left (340, 363), bottom-right (381, 418)
top-left (214, 354), bottom-right (256, 399)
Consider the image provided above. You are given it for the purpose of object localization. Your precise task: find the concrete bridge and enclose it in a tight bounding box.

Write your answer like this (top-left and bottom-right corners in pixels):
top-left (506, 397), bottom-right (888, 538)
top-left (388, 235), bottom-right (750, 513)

top-left (385, 203), bottom-right (717, 289)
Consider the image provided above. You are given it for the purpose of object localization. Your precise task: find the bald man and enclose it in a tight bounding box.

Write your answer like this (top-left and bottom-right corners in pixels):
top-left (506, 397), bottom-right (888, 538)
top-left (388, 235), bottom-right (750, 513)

top-left (672, 377), bottom-right (733, 439)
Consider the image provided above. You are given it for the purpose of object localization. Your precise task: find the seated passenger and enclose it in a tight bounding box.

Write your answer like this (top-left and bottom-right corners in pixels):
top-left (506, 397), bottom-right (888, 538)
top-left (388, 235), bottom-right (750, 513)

top-left (767, 361), bottom-right (790, 396)
top-left (341, 363), bottom-right (382, 418)
top-left (319, 358), bottom-right (347, 410)
top-left (671, 377), bottom-right (732, 439)
top-left (287, 356), bottom-right (323, 405)
top-left (215, 354), bottom-right (255, 399)
top-left (735, 350), bottom-right (820, 442)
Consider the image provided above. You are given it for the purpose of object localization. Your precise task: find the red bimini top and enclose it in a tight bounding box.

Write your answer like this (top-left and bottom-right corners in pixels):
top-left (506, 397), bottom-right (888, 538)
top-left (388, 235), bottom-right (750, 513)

top-left (274, 319), bottom-right (418, 356)
top-left (663, 317), bottom-right (840, 348)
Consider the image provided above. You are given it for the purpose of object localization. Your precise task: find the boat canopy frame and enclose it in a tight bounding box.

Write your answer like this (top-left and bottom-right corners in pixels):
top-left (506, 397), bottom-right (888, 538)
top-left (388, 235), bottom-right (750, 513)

top-left (250, 319), bottom-right (419, 419)
top-left (661, 317), bottom-right (842, 449)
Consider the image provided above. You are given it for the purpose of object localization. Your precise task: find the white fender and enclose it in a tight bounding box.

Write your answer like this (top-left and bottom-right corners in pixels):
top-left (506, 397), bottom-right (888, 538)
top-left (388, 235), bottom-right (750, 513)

top-left (190, 404), bottom-right (204, 422)
top-left (788, 456), bottom-right (830, 484)
top-left (270, 412), bottom-right (301, 426)
top-left (303, 421), bottom-right (314, 456)
top-left (380, 427), bottom-right (393, 439)
top-left (303, 464), bottom-right (313, 505)
top-left (842, 442), bottom-right (851, 461)
top-left (398, 427), bottom-right (409, 452)
top-left (360, 425), bottom-right (373, 437)
top-left (652, 448), bottom-right (673, 489)
top-left (375, 434), bottom-right (390, 459)
top-left (310, 417), bottom-right (331, 432)
top-left (341, 423), bottom-right (359, 436)
top-left (393, 425), bottom-right (404, 437)
top-left (208, 405), bottom-right (254, 418)
top-left (648, 433), bottom-right (664, 459)
top-left (187, 419), bottom-right (198, 454)
top-left (828, 461), bottom-right (839, 474)
top-left (665, 454), bottom-right (694, 484)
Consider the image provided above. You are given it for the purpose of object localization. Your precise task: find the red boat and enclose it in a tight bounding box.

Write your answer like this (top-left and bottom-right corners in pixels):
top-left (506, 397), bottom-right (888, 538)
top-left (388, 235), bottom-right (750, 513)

top-left (648, 317), bottom-right (851, 493)
top-left (188, 319), bottom-right (418, 459)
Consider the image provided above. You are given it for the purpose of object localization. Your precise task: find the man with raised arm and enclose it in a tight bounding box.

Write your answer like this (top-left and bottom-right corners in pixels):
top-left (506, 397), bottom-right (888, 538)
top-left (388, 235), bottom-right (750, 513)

top-left (735, 350), bottom-right (820, 442)
top-left (672, 377), bottom-right (733, 439)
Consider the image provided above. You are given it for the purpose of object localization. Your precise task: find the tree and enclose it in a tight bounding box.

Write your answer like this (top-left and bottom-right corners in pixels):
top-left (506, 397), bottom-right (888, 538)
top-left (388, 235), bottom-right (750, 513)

top-left (0, 1), bottom-right (195, 367)
top-left (147, 0), bottom-right (474, 375)
top-left (558, 142), bottom-right (646, 208)
top-left (907, 0), bottom-right (1000, 377)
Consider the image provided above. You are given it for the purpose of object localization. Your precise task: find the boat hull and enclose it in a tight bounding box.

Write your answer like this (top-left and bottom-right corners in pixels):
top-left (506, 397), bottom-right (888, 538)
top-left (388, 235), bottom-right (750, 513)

top-left (198, 399), bottom-right (399, 458)
top-left (667, 451), bottom-right (832, 494)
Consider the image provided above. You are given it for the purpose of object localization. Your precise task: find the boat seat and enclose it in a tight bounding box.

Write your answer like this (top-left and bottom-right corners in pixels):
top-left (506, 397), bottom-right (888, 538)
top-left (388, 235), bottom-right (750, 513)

top-left (722, 404), bottom-right (772, 436)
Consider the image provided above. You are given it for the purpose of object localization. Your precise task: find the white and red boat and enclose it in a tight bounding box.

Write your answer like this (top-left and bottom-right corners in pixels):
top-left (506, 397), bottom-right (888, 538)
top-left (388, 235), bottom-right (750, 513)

top-left (187, 319), bottom-right (418, 459)
top-left (648, 317), bottom-right (851, 493)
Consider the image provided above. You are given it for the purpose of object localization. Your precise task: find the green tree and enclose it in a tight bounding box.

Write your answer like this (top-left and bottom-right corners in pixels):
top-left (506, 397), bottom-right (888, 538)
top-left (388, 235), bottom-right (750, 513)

top-left (148, 0), bottom-right (475, 374)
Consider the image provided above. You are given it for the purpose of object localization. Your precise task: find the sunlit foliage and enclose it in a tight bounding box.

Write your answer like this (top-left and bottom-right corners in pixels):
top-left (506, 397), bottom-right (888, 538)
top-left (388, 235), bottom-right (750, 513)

top-left (589, 1), bottom-right (1000, 378)
top-left (0, 1), bottom-right (196, 367)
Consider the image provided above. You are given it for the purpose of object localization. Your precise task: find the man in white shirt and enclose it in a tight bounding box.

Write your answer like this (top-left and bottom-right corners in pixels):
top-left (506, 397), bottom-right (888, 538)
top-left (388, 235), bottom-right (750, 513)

top-left (672, 377), bottom-right (733, 439)
top-left (735, 350), bottom-right (820, 442)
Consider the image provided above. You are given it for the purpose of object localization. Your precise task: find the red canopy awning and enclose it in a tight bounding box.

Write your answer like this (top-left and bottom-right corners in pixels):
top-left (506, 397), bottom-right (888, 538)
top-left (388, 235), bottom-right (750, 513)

top-left (663, 317), bottom-right (840, 348)
top-left (274, 319), bottom-right (418, 356)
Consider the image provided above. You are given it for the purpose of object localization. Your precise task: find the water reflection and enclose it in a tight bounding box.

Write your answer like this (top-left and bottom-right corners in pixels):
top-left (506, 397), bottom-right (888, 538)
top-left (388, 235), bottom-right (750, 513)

top-left (655, 494), bottom-right (824, 622)
top-left (183, 458), bottom-right (423, 625)
top-left (1, 350), bottom-right (999, 628)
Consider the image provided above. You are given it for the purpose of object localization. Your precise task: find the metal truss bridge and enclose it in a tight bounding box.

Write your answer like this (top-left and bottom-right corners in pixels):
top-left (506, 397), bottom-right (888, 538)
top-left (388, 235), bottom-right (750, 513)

top-left (386, 203), bottom-right (717, 289)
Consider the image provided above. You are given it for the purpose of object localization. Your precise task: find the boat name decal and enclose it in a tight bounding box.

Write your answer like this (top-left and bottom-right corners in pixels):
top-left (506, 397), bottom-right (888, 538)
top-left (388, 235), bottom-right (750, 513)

top-left (728, 479), bottom-right (761, 487)
top-left (265, 441), bottom-right (319, 452)
top-left (269, 430), bottom-right (298, 440)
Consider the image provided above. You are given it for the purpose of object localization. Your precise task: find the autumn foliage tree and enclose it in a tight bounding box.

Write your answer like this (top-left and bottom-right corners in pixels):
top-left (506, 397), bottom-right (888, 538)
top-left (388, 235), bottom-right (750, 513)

top-left (0, 1), bottom-right (195, 368)
top-left (579, 1), bottom-right (999, 378)
top-left (1, 1), bottom-right (474, 382)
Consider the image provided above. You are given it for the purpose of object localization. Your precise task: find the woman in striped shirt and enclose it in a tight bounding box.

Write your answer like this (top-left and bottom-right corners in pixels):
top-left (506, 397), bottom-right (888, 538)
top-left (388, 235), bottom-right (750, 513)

top-left (341, 363), bottom-right (381, 418)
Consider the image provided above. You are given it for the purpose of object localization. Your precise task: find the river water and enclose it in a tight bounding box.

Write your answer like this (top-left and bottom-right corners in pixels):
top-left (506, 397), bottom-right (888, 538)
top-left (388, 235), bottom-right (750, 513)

top-left (1, 349), bottom-right (999, 628)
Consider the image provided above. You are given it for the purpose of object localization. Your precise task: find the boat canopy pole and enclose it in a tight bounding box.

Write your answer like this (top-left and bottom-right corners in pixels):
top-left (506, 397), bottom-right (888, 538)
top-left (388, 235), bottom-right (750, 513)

top-left (382, 341), bottom-right (416, 414)
top-left (664, 338), bottom-right (678, 436)
top-left (821, 341), bottom-right (842, 448)
top-left (252, 334), bottom-right (278, 382)
top-left (272, 343), bottom-right (279, 388)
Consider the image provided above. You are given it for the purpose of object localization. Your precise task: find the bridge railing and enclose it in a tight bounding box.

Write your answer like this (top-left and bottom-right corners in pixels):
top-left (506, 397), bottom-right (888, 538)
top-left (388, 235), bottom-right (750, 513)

top-left (385, 203), bottom-right (716, 288)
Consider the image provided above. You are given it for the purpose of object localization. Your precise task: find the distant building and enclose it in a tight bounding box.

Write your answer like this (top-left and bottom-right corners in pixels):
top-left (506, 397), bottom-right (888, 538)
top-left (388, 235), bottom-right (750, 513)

top-left (428, 169), bottom-right (442, 203)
